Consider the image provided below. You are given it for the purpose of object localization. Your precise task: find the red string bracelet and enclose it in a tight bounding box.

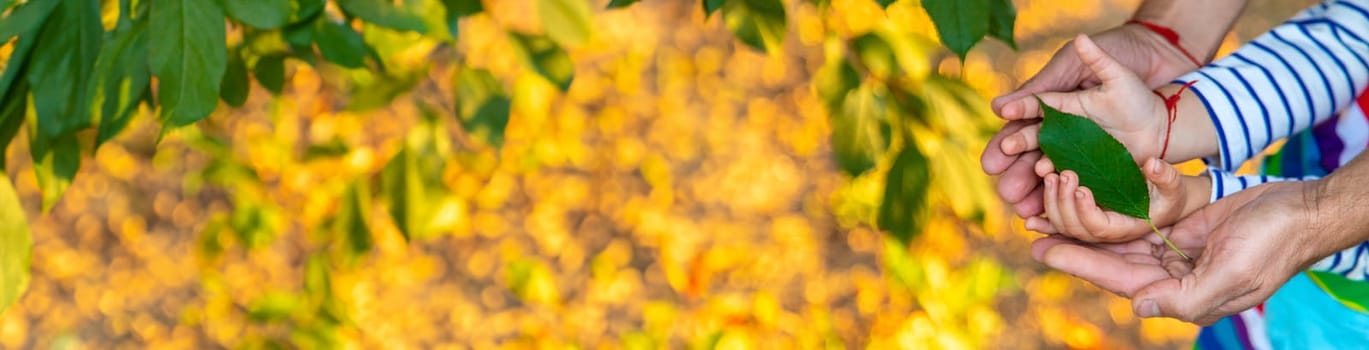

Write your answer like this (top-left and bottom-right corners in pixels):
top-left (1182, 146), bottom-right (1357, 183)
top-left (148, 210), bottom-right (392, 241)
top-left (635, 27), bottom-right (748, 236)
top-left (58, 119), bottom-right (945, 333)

top-left (1127, 20), bottom-right (1204, 67)
top-left (1152, 80), bottom-right (1199, 160)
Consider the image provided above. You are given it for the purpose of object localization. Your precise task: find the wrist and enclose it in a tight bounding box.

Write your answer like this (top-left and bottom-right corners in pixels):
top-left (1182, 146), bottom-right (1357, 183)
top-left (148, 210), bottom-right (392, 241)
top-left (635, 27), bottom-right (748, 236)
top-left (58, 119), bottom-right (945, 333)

top-left (1180, 174), bottom-right (1212, 217)
top-left (1131, 0), bottom-right (1247, 62)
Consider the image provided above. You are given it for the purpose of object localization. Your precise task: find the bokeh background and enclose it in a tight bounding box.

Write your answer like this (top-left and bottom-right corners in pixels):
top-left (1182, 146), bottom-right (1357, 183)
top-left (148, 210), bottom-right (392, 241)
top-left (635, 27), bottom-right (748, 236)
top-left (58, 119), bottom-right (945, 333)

top-left (0, 0), bottom-right (1317, 348)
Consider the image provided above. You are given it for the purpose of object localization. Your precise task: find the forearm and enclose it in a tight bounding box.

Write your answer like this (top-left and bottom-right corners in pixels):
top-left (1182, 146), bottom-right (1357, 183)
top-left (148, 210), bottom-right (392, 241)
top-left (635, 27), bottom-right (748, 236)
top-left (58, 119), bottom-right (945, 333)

top-left (1313, 153), bottom-right (1369, 252)
top-left (1132, 0), bottom-right (1248, 62)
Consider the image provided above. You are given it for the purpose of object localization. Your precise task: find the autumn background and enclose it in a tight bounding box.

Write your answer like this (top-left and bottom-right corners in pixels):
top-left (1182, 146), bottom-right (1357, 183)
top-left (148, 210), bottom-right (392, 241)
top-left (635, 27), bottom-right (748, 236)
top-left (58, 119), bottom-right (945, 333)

top-left (0, 0), bottom-right (1316, 348)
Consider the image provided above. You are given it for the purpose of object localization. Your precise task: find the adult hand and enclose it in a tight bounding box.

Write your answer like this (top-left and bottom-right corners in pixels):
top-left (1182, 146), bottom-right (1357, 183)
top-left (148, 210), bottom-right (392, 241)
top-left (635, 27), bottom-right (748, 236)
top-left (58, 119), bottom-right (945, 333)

top-left (1035, 181), bottom-right (1331, 325)
top-left (983, 24), bottom-right (1200, 219)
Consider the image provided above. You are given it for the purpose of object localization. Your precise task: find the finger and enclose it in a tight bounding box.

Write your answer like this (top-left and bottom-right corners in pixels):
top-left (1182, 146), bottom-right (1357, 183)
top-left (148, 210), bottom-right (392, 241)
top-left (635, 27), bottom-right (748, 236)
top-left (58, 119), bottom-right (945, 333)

top-left (999, 122), bottom-right (1042, 155)
top-left (1037, 240), bottom-right (1171, 297)
top-left (1057, 171), bottom-right (1089, 237)
top-left (1025, 216), bottom-right (1057, 233)
top-left (1029, 234), bottom-right (1077, 262)
top-left (982, 120), bottom-right (1033, 174)
top-left (1074, 187), bottom-right (1122, 241)
top-left (1074, 34), bottom-right (1133, 87)
top-left (997, 151), bottom-right (1043, 203)
top-left (992, 44), bottom-right (1086, 117)
top-left (1028, 91), bottom-right (1086, 117)
top-left (1035, 156), bottom-right (1056, 178)
top-left (1013, 186), bottom-right (1046, 217)
top-left (1145, 157), bottom-right (1184, 205)
top-left (1043, 173), bottom-right (1066, 233)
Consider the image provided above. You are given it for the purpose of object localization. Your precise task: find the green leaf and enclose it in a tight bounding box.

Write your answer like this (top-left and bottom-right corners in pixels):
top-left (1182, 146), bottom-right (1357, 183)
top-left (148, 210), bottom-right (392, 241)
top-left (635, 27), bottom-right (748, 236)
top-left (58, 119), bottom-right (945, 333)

top-left (814, 57), bottom-right (859, 113)
top-left (220, 51), bottom-right (249, 107)
top-left (722, 0), bottom-right (787, 54)
top-left (830, 85), bottom-right (891, 177)
top-left (292, 0), bottom-right (324, 21)
top-left (346, 69), bottom-right (423, 111)
top-left (510, 32), bottom-right (574, 91)
top-left (382, 107), bottom-right (462, 241)
top-left (149, 0), bottom-right (228, 128)
top-left (876, 0), bottom-right (895, 8)
top-left (702, 0), bottom-right (724, 16)
top-left (853, 32), bottom-right (898, 79)
top-left (878, 144), bottom-right (930, 244)
top-left (0, 85), bottom-right (27, 171)
top-left (253, 54), bottom-right (287, 95)
top-left (454, 67), bottom-right (510, 148)
top-left (0, 0), bottom-right (59, 44)
top-left (224, 0), bottom-right (291, 29)
top-left (337, 0), bottom-right (427, 33)
top-left (537, 0), bottom-right (592, 47)
top-left (921, 0), bottom-right (988, 60)
top-left (986, 0), bottom-right (1016, 49)
top-left (30, 132), bottom-right (80, 212)
top-left (607, 0), bottom-right (639, 9)
top-left (337, 180), bottom-right (372, 257)
top-left (445, 0), bottom-right (482, 17)
top-left (314, 20), bottom-right (368, 68)
top-left (90, 20), bottom-right (151, 148)
top-left (27, 0), bottom-right (102, 139)
top-left (0, 172), bottom-right (31, 315)
top-left (247, 291), bottom-right (299, 322)
top-left (1036, 99), bottom-right (1149, 219)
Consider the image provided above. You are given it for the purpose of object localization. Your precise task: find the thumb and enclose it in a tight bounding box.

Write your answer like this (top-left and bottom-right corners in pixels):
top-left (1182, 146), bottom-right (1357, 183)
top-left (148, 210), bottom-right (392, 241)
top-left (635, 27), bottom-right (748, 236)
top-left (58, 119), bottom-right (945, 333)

top-left (992, 47), bottom-right (1087, 118)
top-left (1073, 34), bottom-right (1135, 88)
top-left (1144, 158), bottom-right (1185, 213)
top-left (1131, 256), bottom-right (1230, 324)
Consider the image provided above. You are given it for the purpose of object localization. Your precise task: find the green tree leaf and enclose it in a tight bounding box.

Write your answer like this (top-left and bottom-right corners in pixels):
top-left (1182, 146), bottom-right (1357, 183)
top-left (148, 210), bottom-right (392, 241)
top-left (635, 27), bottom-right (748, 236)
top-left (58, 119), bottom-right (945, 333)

top-left (921, 0), bottom-right (988, 60)
top-left (27, 0), bottom-right (101, 139)
top-left (814, 56), bottom-right (859, 113)
top-left (1036, 99), bottom-right (1148, 219)
top-left (722, 0), bottom-right (786, 53)
top-left (702, 0), bottom-right (724, 17)
top-left (445, 0), bottom-right (482, 16)
top-left (337, 180), bottom-right (373, 258)
top-left (337, 0), bottom-right (427, 33)
top-left (876, 0), bottom-right (895, 8)
top-left (224, 0), bottom-right (291, 29)
top-left (830, 85), bottom-right (891, 177)
top-left (291, 0), bottom-right (325, 23)
top-left (0, 0), bottom-right (59, 44)
top-left (314, 20), bottom-right (368, 68)
top-left (149, 0), bottom-right (228, 128)
top-left (510, 32), bottom-right (574, 91)
top-left (252, 54), bottom-right (287, 95)
top-left (30, 132), bottom-right (80, 212)
top-left (853, 32), bottom-right (898, 79)
top-left (220, 51), bottom-right (249, 107)
top-left (0, 172), bottom-right (32, 315)
top-left (878, 144), bottom-right (930, 244)
top-left (0, 85), bottom-right (27, 171)
top-left (607, 0), bottom-right (639, 9)
top-left (986, 0), bottom-right (1016, 49)
top-left (454, 67), bottom-right (510, 148)
top-left (90, 20), bottom-right (151, 148)
top-left (537, 0), bottom-right (592, 47)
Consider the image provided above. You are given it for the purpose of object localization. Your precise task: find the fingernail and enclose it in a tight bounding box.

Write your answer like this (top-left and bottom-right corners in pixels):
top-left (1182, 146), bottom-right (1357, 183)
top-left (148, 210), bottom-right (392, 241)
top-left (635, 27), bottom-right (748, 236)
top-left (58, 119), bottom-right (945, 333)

top-left (1003, 137), bottom-right (1020, 153)
top-left (1045, 177), bottom-right (1055, 188)
top-left (1150, 158), bottom-right (1163, 175)
top-left (1075, 189), bottom-right (1085, 199)
top-left (1137, 300), bottom-right (1159, 317)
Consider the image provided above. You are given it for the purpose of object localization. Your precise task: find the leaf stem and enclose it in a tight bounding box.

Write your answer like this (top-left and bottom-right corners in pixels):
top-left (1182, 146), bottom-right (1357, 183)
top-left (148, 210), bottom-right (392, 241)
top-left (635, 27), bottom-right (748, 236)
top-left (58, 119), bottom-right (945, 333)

top-left (1146, 219), bottom-right (1191, 261)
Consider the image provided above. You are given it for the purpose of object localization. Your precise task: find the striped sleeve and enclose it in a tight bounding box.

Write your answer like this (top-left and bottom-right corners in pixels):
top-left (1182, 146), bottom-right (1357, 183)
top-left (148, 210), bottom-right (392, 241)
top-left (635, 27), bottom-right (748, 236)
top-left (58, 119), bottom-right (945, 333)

top-left (1206, 169), bottom-right (1369, 280)
top-left (1176, 0), bottom-right (1369, 171)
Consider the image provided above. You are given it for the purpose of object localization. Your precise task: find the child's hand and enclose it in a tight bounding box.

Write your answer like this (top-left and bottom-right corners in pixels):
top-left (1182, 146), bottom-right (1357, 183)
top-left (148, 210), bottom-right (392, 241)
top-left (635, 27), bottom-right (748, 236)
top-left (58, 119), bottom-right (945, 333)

top-left (998, 34), bottom-right (1171, 163)
top-left (1026, 157), bottom-right (1206, 243)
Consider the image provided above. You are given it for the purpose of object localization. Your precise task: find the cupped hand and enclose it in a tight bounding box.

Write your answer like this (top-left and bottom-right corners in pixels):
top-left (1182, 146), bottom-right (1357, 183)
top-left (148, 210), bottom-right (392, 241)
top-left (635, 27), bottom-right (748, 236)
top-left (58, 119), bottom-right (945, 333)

top-left (1027, 157), bottom-right (1199, 243)
top-left (1036, 181), bottom-right (1329, 325)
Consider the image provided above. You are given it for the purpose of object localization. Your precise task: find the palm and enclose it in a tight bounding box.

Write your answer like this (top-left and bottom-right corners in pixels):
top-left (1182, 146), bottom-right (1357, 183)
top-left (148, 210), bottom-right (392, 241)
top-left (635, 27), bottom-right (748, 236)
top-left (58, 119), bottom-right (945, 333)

top-left (1031, 233), bottom-right (1196, 297)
